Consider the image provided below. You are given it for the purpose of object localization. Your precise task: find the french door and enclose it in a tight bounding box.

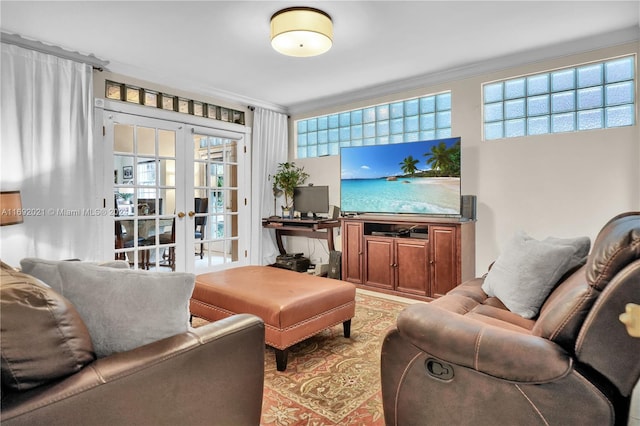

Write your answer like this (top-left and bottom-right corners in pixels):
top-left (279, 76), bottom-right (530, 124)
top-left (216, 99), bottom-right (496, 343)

top-left (191, 128), bottom-right (242, 270)
top-left (103, 108), bottom-right (248, 273)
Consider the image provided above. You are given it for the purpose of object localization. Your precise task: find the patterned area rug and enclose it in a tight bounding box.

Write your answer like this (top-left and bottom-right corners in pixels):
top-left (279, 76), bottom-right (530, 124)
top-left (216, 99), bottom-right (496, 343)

top-left (192, 291), bottom-right (410, 425)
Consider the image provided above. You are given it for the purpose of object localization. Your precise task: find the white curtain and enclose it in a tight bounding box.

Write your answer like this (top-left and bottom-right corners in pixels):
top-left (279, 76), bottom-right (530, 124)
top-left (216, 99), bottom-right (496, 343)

top-left (0, 43), bottom-right (96, 266)
top-left (250, 107), bottom-right (288, 265)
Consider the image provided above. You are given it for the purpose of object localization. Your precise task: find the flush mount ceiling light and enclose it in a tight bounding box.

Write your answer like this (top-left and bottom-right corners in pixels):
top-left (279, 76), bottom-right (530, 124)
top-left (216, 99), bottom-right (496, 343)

top-left (270, 7), bottom-right (333, 57)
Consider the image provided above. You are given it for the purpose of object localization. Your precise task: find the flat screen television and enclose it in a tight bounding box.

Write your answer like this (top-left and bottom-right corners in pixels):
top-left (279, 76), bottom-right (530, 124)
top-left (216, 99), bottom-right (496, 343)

top-left (294, 185), bottom-right (330, 218)
top-left (340, 137), bottom-right (461, 216)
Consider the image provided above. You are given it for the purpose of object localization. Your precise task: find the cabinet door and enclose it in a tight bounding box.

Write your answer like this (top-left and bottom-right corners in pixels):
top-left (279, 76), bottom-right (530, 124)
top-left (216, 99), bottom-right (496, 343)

top-left (430, 226), bottom-right (458, 297)
top-left (364, 237), bottom-right (394, 290)
top-left (342, 221), bottom-right (364, 283)
top-left (395, 239), bottom-right (429, 296)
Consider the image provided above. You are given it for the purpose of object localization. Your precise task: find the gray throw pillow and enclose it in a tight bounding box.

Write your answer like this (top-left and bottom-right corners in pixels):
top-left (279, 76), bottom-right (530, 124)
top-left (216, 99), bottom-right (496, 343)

top-left (481, 231), bottom-right (589, 319)
top-left (20, 258), bottom-right (130, 294)
top-left (543, 236), bottom-right (591, 271)
top-left (56, 262), bottom-right (195, 358)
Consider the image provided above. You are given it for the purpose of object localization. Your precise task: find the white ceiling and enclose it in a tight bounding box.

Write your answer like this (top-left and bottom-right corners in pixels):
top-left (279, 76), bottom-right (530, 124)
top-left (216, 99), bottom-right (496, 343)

top-left (1, 1), bottom-right (639, 114)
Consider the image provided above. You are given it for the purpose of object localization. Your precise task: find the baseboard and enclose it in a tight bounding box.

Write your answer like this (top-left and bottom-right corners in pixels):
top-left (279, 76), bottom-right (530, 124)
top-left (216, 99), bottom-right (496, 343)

top-left (355, 288), bottom-right (427, 305)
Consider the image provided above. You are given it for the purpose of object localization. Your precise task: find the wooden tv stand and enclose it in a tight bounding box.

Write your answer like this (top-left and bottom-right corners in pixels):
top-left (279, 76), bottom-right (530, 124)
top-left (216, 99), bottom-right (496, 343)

top-left (340, 215), bottom-right (475, 301)
top-left (262, 217), bottom-right (340, 255)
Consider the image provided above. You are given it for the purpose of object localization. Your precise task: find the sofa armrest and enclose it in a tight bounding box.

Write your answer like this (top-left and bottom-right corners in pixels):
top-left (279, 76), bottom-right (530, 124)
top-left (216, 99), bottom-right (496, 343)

top-left (397, 304), bottom-right (572, 383)
top-left (1, 314), bottom-right (265, 426)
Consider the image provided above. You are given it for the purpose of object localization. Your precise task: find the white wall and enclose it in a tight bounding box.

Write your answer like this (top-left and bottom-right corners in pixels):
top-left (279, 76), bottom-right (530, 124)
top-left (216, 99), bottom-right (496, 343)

top-left (284, 155), bottom-right (342, 265)
top-left (286, 42), bottom-right (640, 275)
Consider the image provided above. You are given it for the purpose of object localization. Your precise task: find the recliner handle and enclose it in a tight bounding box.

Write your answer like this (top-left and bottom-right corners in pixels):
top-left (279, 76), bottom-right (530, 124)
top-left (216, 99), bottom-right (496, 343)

top-left (425, 358), bottom-right (454, 381)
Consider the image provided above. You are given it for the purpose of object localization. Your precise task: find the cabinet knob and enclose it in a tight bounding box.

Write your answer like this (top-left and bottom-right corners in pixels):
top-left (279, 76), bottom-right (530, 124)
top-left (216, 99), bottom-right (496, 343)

top-left (430, 260), bottom-right (434, 265)
top-left (177, 212), bottom-right (186, 218)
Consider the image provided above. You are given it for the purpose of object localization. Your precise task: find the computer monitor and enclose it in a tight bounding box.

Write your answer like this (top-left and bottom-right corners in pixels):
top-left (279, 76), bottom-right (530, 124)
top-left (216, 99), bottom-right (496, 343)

top-left (294, 186), bottom-right (329, 218)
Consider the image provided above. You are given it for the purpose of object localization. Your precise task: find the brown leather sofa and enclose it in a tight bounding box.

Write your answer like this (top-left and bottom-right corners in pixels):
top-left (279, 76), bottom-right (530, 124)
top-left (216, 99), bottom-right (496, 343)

top-left (1, 266), bottom-right (265, 426)
top-left (381, 212), bottom-right (640, 425)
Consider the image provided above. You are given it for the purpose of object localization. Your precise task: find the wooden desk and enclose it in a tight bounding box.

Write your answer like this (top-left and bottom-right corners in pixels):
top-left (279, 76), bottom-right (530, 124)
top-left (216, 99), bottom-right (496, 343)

top-left (262, 217), bottom-right (340, 255)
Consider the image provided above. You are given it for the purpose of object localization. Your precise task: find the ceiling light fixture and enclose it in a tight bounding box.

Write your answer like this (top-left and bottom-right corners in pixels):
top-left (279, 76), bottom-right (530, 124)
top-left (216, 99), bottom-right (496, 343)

top-left (270, 7), bottom-right (333, 57)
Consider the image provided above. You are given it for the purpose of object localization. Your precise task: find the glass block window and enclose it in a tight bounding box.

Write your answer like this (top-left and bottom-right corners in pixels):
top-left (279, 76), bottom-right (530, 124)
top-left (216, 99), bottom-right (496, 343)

top-left (483, 55), bottom-right (635, 140)
top-left (296, 92), bottom-right (452, 158)
top-left (105, 80), bottom-right (245, 125)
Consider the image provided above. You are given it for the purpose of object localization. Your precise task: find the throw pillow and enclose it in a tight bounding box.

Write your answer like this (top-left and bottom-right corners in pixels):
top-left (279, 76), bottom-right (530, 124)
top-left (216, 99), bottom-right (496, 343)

top-left (543, 236), bottom-right (591, 271)
top-left (20, 258), bottom-right (129, 294)
top-left (1, 268), bottom-right (95, 391)
top-left (481, 231), bottom-right (589, 319)
top-left (56, 262), bottom-right (195, 358)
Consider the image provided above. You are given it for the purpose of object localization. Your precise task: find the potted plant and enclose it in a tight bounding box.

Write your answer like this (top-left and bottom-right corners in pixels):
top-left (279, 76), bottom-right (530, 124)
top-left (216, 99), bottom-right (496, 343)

top-left (272, 162), bottom-right (309, 218)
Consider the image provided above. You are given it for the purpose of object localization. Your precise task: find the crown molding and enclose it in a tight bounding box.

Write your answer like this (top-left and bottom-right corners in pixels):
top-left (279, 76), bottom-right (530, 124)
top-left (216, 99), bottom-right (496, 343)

top-left (288, 26), bottom-right (640, 116)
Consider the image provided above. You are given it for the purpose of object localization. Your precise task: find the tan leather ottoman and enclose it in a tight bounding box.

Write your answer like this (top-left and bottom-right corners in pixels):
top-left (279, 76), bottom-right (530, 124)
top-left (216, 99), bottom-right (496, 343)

top-left (190, 265), bottom-right (356, 371)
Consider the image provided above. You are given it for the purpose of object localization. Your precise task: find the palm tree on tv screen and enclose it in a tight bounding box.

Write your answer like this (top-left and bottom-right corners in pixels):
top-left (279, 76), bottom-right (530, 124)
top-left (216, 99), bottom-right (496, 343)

top-left (399, 155), bottom-right (420, 176)
top-left (425, 141), bottom-right (460, 177)
top-left (447, 141), bottom-right (461, 177)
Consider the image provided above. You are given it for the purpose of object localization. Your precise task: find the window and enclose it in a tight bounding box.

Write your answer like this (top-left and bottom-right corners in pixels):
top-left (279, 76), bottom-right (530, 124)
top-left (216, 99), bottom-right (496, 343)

top-left (296, 92), bottom-right (452, 158)
top-left (105, 80), bottom-right (245, 125)
top-left (483, 55), bottom-right (635, 140)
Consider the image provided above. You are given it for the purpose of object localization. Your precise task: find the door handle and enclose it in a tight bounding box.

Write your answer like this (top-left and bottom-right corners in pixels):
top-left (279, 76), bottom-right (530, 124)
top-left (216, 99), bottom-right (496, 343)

top-left (188, 211), bottom-right (196, 217)
top-left (177, 212), bottom-right (186, 218)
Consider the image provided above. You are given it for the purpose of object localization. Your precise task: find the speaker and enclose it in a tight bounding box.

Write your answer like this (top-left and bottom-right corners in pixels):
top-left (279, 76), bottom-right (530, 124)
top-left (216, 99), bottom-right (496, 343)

top-left (461, 195), bottom-right (477, 221)
top-left (329, 205), bottom-right (341, 219)
top-left (328, 250), bottom-right (342, 279)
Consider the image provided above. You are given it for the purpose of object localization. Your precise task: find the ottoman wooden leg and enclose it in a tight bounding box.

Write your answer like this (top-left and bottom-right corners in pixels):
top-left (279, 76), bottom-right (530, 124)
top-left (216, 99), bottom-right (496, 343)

top-left (343, 319), bottom-right (352, 338)
top-left (275, 348), bottom-right (289, 372)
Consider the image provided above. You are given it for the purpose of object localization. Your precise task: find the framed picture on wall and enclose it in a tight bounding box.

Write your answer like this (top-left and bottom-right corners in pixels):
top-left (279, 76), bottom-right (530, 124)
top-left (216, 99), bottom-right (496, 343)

top-left (123, 166), bottom-right (133, 180)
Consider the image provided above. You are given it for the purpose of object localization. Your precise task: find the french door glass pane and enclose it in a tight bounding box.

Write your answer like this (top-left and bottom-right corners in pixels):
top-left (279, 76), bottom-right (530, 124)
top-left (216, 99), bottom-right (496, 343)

top-left (193, 134), bottom-right (239, 270)
top-left (114, 121), bottom-right (177, 271)
top-left (159, 130), bottom-right (176, 157)
top-left (114, 125), bottom-right (134, 153)
top-left (137, 127), bottom-right (155, 155)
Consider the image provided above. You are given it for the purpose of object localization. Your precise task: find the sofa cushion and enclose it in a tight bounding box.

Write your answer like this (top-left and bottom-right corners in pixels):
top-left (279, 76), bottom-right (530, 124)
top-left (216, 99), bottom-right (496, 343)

top-left (432, 278), bottom-right (535, 331)
top-left (56, 262), bottom-right (195, 358)
top-left (0, 267), bottom-right (95, 391)
top-left (20, 258), bottom-right (130, 295)
top-left (481, 231), bottom-right (590, 319)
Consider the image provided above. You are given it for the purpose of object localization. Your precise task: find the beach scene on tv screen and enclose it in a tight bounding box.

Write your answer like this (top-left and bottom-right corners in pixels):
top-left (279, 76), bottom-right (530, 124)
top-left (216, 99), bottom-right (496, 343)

top-left (340, 138), bottom-right (461, 215)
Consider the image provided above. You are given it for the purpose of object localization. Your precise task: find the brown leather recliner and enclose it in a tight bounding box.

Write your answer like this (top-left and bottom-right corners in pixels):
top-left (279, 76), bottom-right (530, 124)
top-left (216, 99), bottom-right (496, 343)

top-left (1, 265), bottom-right (265, 426)
top-left (381, 212), bottom-right (640, 425)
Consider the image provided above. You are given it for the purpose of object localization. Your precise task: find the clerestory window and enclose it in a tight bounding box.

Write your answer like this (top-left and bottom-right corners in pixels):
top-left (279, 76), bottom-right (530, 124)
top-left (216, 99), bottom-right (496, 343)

top-left (296, 92), bottom-right (452, 158)
top-left (483, 55), bottom-right (635, 140)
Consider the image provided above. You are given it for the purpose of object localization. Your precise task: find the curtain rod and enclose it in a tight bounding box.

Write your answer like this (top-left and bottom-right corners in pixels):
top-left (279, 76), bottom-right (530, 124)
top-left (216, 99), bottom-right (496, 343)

top-left (1, 32), bottom-right (109, 71)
